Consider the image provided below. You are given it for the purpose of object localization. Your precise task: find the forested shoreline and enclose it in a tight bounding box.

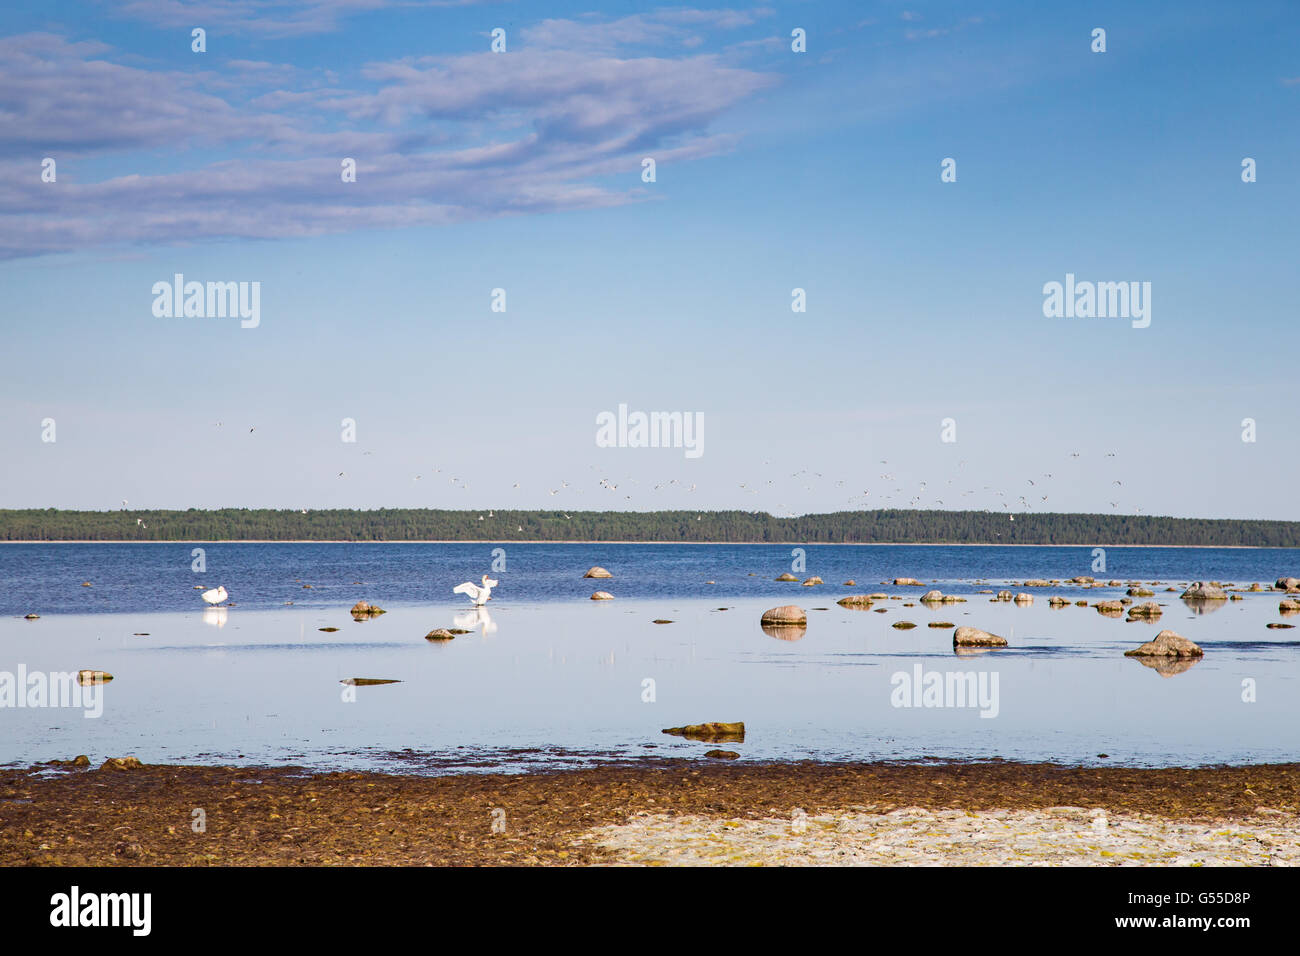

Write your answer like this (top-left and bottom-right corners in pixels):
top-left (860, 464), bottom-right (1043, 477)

top-left (1, 509), bottom-right (1297, 547)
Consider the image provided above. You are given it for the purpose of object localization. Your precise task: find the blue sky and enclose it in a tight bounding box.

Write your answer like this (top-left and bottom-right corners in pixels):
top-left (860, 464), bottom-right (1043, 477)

top-left (1, 1), bottom-right (1297, 519)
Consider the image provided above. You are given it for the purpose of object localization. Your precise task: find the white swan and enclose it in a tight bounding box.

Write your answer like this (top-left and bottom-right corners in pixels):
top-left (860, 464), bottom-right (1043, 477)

top-left (453, 574), bottom-right (497, 606)
top-left (200, 585), bottom-right (228, 606)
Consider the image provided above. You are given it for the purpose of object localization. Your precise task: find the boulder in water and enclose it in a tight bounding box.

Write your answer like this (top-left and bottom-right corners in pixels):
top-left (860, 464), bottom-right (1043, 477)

top-left (1124, 630), bottom-right (1203, 658)
top-left (761, 605), bottom-right (806, 624)
top-left (953, 626), bottom-right (1007, 647)
top-left (1181, 582), bottom-right (1227, 601)
top-left (662, 722), bottom-right (745, 742)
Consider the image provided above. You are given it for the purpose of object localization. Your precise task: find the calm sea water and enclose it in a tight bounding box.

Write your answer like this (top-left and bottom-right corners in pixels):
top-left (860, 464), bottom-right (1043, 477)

top-left (2, 543), bottom-right (1299, 773)
top-left (2, 542), bottom-right (1297, 615)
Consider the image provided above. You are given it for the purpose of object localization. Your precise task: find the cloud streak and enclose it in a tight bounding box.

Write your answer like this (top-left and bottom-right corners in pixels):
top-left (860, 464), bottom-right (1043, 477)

top-left (0, 12), bottom-right (779, 259)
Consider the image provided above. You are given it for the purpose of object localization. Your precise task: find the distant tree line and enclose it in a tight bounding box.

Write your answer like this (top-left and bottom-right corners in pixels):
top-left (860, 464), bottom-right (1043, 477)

top-left (0, 508), bottom-right (1297, 547)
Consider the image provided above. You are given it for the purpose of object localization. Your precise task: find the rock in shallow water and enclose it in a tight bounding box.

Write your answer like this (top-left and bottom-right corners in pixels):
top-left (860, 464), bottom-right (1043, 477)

top-left (590, 591), bottom-right (614, 601)
top-left (1181, 582), bottom-right (1227, 601)
top-left (1127, 602), bottom-right (1163, 619)
top-left (953, 626), bottom-right (1007, 647)
top-left (584, 566), bottom-right (612, 579)
top-left (663, 722), bottom-right (745, 742)
top-left (340, 678), bottom-right (402, 685)
top-left (1124, 629), bottom-right (1203, 658)
top-left (761, 605), bottom-right (806, 624)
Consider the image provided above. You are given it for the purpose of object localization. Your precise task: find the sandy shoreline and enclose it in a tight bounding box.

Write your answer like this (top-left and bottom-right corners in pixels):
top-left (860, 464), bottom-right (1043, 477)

top-left (3, 759), bottom-right (1297, 866)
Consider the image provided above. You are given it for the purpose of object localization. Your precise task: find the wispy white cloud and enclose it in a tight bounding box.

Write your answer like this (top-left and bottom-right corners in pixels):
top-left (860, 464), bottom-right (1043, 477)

top-left (0, 11), bottom-right (780, 259)
top-left (101, 0), bottom-right (500, 38)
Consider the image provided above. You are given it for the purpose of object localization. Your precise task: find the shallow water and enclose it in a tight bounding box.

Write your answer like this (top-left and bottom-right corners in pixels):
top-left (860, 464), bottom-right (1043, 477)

top-left (3, 541), bottom-right (1298, 615)
top-left (3, 559), bottom-right (1299, 772)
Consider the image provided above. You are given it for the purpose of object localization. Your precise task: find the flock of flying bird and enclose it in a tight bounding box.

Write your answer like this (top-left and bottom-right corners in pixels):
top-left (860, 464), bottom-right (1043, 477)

top-left (341, 449), bottom-right (1135, 518)
top-left (145, 426), bottom-right (1137, 521)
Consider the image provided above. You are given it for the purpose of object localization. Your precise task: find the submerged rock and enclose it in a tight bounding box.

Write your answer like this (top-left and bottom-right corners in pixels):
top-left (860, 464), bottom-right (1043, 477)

top-left (892, 621), bottom-right (917, 629)
top-left (663, 722), bottom-right (745, 742)
top-left (775, 572), bottom-right (799, 582)
top-left (704, 750), bottom-right (740, 760)
top-left (24, 613), bottom-right (39, 620)
top-left (953, 626), bottom-right (1007, 647)
top-left (1127, 602), bottom-right (1163, 619)
top-left (652, 619), bottom-right (673, 624)
top-left (340, 678), bottom-right (402, 685)
top-left (1124, 629), bottom-right (1203, 658)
